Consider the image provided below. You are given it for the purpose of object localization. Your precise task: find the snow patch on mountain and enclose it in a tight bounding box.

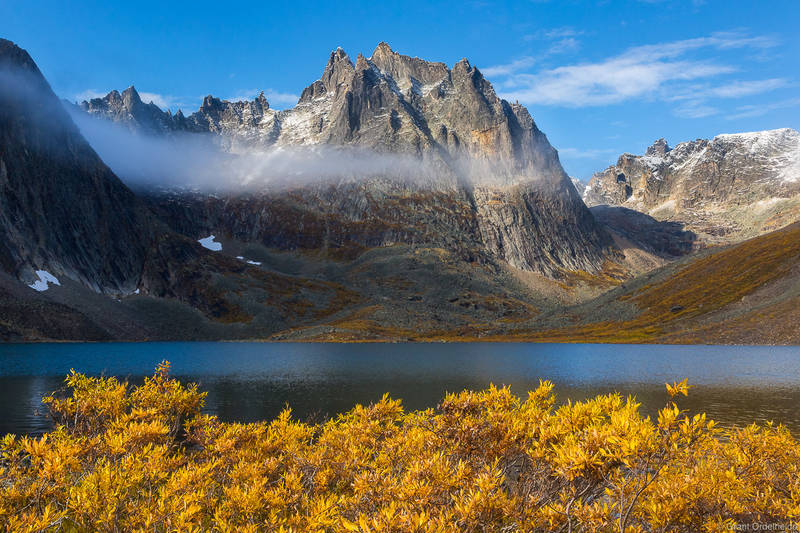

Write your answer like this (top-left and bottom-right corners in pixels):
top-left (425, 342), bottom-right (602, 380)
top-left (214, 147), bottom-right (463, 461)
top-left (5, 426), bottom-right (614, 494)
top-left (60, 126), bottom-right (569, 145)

top-left (198, 235), bottom-right (222, 251)
top-left (28, 270), bottom-right (60, 291)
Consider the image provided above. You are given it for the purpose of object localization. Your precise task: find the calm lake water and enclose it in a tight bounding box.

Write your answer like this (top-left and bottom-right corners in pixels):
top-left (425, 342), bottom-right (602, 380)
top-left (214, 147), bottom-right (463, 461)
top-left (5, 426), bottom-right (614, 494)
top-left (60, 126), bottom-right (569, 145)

top-left (1, 342), bottom-right (799, 436)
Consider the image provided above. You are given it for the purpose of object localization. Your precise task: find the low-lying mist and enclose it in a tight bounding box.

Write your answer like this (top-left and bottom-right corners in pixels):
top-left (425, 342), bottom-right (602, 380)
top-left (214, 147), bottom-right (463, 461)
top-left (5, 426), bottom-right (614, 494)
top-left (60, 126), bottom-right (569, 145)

top-left (65, 106), bottom-right (549, 194)
top-left (65, 107), bottom-right (461, 193)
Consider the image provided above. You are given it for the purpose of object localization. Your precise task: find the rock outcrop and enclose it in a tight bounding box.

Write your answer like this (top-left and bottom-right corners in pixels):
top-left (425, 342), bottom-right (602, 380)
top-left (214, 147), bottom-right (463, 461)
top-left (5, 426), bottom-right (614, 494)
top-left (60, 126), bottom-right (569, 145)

top-left (80, 86), bottom-right (178, 136)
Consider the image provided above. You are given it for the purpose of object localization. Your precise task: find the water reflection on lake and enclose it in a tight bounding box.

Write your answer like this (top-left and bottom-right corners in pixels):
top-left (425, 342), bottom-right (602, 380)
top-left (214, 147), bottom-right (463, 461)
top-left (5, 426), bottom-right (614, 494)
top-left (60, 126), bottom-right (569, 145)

top-left (1, 342), bottom-right (799, 435)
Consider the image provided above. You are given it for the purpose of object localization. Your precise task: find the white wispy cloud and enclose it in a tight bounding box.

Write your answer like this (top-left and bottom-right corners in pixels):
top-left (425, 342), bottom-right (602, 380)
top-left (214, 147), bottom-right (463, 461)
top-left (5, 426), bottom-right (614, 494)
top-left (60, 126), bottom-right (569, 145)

top-left (547, 37), bottom-right (581, 55)
top-left (558, 147), bottom-right (619, 159)
top-left (523, 26), bottom-right (584, 42)
top-left (137, 91), bottom-right (173, 109)
top-left (668, 78), bottom-right (788, 118)
top-left (73, 89), bottom-right (107, 102)
top-left (727, 97), bottom-right (800, 119)
top-left (674, 102), bottom-right (720, 119)
top-left (481, 57), bottom-right (537, 77)
top-left (485, 32), bottom-right (781, 111)
top-left (702, 78), bottom-right (787, 98)
top-left (484, 26), bottom-right (582, 80)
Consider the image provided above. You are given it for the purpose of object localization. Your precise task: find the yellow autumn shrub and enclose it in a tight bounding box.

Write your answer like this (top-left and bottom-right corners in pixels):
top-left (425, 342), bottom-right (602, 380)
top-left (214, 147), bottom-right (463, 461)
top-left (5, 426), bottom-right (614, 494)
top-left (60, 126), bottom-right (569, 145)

top-left (1, 362), bottom-right (799, 532)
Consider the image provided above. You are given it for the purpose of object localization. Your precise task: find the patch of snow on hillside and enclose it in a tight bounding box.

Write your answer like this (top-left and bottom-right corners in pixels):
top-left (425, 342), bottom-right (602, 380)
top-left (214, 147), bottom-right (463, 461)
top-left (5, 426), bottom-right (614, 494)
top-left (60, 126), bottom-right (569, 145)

top-left (236, 256), bottom-right (262, 266)
top-left (670, 145), bottom-right (709, 173)
top-left (715, 128), bottom-right (796, 154)
top-left (198, 235), bottom-right (222, 251)
top-left (28, 270), bottom-right (60, 291)
top-left (782, 160), bottom-right (800, 183)
top-left (277, 97), bottom-right (331, 146)
top-left (715, 129), bottom-right (800, 182)
top-left (640, 154), bottom-right (665, 169)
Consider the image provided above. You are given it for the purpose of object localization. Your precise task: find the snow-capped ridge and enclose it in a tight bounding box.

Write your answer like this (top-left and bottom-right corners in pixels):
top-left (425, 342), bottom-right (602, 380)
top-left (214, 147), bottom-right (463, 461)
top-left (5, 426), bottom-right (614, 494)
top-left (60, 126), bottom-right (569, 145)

top-left (584, 127), bottom-right (800, 243)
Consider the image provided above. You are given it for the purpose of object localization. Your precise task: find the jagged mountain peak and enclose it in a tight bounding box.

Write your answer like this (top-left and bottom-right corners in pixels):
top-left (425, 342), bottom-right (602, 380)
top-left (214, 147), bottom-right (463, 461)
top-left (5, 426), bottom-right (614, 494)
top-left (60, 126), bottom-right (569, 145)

top-left (200, 94), bottom-right (222, 109)
top-left (122, 84), bottom-right (139, 97)
top-left (323, 47), bottom-right (354, 80)
top-left (372, 41), bottom-right (393, 55)
top-left (645, 138), bottom-right (670, 158)
top-left (73, 42), bottom-right (574, 186)
top-left (70, 42), bottom-right (616, 274)
top-left (370, 42), bottom-right (449, 87)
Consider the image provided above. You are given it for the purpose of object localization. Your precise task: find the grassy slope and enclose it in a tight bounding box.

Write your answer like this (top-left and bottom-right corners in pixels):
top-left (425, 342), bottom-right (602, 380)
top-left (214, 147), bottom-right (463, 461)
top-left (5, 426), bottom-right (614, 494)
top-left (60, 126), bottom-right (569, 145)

top-left (449, 222), bottom-right (800, 344)
top-left (4, 223), bottom-right (799, 344)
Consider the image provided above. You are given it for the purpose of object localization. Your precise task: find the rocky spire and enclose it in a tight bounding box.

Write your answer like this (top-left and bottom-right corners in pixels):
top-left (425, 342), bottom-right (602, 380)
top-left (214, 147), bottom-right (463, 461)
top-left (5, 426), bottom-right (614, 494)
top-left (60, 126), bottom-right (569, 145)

top-left (200, 94), bottom-right (222, 110)
top-left (121, 85), bottom-right (142, 108)
top-left (369, 41), bottom-right (449, 87)
top-left (321, 47), bottom-right (355, 92)
top-left (298, 47), bottom-right (355, 104)
top-left (256, 90), bottom-right (269, 110)
top-left (645, 138), bottom-right (670, 158)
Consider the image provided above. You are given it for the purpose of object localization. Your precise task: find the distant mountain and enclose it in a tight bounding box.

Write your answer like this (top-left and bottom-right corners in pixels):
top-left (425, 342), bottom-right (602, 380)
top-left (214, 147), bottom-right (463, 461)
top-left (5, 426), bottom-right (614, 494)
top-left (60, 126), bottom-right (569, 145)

top-left (76, 43), bottom-right (617, 277)
top-left (584, 129), bottom-right (800, 244)
top-left (80, 86), bottom-right (180, 136)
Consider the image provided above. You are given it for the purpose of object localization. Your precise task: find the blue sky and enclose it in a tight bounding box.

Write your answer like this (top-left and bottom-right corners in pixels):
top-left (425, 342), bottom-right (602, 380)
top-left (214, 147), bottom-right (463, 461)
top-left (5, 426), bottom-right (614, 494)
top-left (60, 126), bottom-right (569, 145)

top-left (3, 0), bottom-right (798, 179)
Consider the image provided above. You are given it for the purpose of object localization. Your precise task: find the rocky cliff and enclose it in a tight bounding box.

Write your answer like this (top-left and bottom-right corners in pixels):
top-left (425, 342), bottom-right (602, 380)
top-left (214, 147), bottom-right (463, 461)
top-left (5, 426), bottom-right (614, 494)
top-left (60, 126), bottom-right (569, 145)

top-left (77, 43), bottom-right (615, 276)
top-left (584, 129), bottom-right (800, 244)
top-left (0, 38), bottom-right (152, 293)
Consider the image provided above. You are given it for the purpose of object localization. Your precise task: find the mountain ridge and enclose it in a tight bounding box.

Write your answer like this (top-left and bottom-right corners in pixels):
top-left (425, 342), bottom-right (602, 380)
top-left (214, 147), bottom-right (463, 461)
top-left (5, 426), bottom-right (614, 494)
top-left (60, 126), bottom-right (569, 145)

top-left (75, 42), bottom-right (617, 277)
top-left (2, 37), bottom-right (799, 343)
top-left (584, 128), bottom-right (800, 245)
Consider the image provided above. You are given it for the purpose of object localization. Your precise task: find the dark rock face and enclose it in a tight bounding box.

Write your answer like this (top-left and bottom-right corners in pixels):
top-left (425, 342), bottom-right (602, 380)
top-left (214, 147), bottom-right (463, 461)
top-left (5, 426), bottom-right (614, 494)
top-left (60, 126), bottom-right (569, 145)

top-left (590, 206), bottom-right (696, 257)
top-left (80, 43), bottom-right (615, 276)
top-left (0, 39), bottom-right (151, 292)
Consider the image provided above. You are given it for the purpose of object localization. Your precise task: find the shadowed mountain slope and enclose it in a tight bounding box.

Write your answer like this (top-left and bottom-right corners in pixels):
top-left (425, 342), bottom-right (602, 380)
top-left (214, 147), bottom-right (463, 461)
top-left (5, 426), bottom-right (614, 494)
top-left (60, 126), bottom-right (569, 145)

top-left (0, 38), bottom-right (151, 293)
